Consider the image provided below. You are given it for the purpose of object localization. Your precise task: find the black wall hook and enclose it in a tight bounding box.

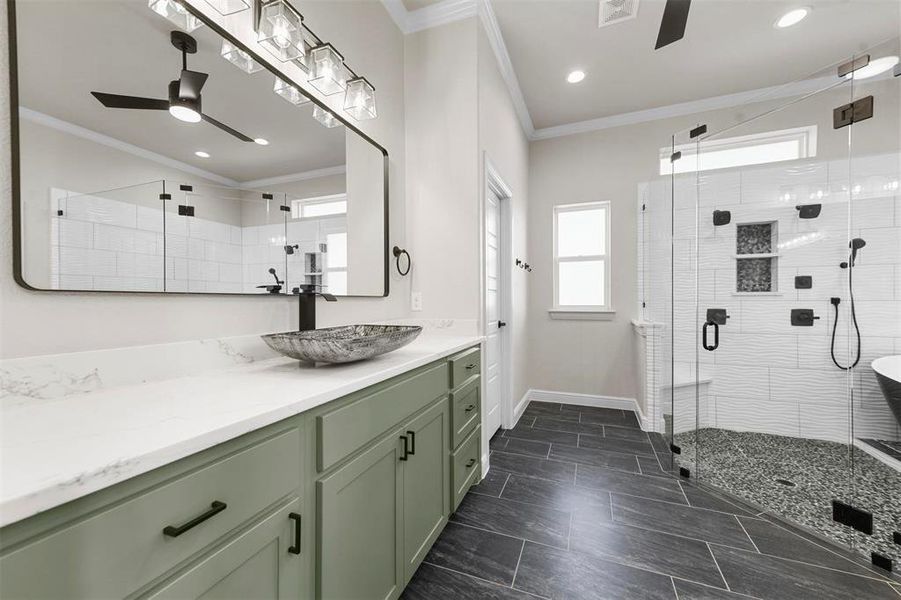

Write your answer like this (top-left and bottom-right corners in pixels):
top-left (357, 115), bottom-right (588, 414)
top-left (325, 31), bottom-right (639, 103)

top-left (393, 246), bottom-right (411, 276)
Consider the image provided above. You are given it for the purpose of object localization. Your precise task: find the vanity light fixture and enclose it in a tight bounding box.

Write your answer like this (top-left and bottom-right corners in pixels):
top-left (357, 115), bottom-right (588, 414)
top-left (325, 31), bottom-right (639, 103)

top-left (195, 150), bottom-right (211, 158)
top-left (774, 7), bottom-right (809, 29)
top-left (344, 77), bottom-right (377, 121)
top-left (257, 0), bottom-right (305, 62)
top-left (274, 77), bottom-right (311, 105)
top-left (308, 43), bottom-right (347, 96)
top-left (254, 138), bottom-right (270, 145)
top-left (204, 0), bottom-right (250, 15)
top-left (566, 70), bottom-right (586, 83)
top-left (312, 106), bottom-right (342, 128)
top-left (148, 0), bottom-right (202, 32)
top-left (220, 39), bottom-right (263, 73)
top-left (845, 55), bottom-right (900, 80)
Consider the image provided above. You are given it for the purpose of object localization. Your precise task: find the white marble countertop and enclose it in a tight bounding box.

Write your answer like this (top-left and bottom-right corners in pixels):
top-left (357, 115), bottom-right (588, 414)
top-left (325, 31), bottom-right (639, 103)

top-left (0, 333), bottom-right (482, 528)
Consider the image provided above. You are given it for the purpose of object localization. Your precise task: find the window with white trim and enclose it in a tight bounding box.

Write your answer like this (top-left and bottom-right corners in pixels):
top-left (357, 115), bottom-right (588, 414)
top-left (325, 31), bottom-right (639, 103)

top-left (658, 125), bottom-right (817, 175)
top-left (553, 201), bottom-right (610, 310)
top-left (290, 194), bottom-right (347, 219)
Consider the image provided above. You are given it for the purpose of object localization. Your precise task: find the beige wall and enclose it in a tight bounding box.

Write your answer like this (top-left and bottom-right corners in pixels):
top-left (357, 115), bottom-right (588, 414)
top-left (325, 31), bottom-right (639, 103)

top-left (477, 25), bottom-right (530, 405)
top-left (404, 19), bottom-right (480, 320)
top-left (0, 0), bottom-right (407, 359)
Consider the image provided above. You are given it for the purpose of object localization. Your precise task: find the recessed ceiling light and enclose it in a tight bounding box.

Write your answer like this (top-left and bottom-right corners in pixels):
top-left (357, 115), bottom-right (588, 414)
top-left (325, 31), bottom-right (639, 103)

top-left (195, 150), bottom-right (210, 158)
top-left (566, 70), bottom-right (586, 84)
top-left (775, 7), bottom-right (809, 28)
top-left (845, 55), bottom-right (900, 80)
top-left (254, 138), bottom-right (270, 146)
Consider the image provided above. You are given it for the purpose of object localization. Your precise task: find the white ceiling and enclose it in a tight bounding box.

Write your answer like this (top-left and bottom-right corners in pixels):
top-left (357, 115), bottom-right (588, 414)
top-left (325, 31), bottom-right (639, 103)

top-left (491, 0), bottom-right (901, 130)
top-left (16, 0), bottom-right (348, 183)
top-left (401, 0), bottom-right (446, 11)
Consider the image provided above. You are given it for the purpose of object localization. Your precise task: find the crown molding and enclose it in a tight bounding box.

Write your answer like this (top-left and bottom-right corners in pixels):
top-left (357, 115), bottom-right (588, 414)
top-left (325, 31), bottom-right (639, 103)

top-left (381, 0), bottom-right (478, 34)
top-left (240, 165), bottom-right (346, 188)
top-left (19, 107), bottom-right (239, 186)
top-left (530, 75), bottom-right (838, 141)
top-left (477, 0), bottom-right (535, 137)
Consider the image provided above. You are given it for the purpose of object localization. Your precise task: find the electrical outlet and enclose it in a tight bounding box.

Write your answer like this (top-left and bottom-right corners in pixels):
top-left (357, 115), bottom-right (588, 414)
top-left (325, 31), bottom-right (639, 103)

top-left (411, 291), bottom-right (423, 312)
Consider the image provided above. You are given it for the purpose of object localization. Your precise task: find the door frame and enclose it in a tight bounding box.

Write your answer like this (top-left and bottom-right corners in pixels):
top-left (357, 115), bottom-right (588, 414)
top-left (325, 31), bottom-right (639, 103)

top-left (480, 153), bottom-right (514, 468)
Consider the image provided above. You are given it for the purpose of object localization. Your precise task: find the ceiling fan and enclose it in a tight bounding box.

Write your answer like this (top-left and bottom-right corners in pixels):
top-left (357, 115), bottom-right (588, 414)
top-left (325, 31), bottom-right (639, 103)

top-left (91, 31), bottom-right (253, 142)
top-left (655, 0), bottom-right (691, 50)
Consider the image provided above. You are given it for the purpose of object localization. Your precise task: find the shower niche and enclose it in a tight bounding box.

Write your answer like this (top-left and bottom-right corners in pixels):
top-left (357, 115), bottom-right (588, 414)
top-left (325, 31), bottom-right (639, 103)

top-left (735, 222), bottom-right (778, 293)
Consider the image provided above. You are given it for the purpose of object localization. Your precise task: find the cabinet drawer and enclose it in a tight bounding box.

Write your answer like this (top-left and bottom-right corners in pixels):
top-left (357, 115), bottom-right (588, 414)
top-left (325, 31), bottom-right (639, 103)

top-left (449, 347), bottom-right (480, 389)
top-left (0, 428), bottom-right (301, 600)
top-left (317, 362), bottom-right (448, 472)
top-left (451, 425), bottom-right (481, 512)
top-left (450, 376), bottom-right (480, 449)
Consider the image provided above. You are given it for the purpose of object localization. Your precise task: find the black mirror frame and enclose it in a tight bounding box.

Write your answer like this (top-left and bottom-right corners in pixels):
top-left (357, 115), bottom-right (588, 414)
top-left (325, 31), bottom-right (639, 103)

top-left (6, 0), bottom-right (389, 299)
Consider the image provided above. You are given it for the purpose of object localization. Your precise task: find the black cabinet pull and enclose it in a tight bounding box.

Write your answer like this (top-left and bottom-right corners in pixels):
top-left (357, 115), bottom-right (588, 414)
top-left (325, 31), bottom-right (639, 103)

top-left (288, 512), bottom-right (302, 555)
top-left (399, 435), bottom-right (409, 461)
top-left (464, 404), bottom-right (476, 413)
top-left (465, 363), bottom-right (477, 370)
top-left (163, 501), bottom-right (227, 537)
top-left (498, 321), bottom-right (507, 328)
top-left (465, 458), bottom-right (477, 468)
top-left (407, 430), bottom-right (416, 456)
top-left (702, 321), bottom-right (719, 351)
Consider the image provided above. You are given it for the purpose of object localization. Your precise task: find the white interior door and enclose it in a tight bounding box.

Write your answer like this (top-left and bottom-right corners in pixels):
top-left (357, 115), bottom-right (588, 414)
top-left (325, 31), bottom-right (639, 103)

top-left (485, 188), bottom-right (503, 438)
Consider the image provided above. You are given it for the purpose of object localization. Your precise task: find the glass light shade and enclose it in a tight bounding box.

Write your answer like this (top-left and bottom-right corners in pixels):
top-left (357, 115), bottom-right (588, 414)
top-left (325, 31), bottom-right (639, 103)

top-left (344, 77), bottom-right (377, 121)
top-left (274, 77), bottom-right (310, 106)
top-left (204, 0), bottom-right (250, 15)
top-left (309, 44), bottom-right (346, 96)
top-left (220, 40), bottom-right (263, 74)
top-left (148, 0), bottom-right (202, 32)
top-left (312, 106), bottom-right (342, 129)
top-left (257, 0), bottom-right (305, 62)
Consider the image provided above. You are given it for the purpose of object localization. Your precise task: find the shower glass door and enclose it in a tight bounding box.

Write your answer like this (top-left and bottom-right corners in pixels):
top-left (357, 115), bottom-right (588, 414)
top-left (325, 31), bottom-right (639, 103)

top-left (674, 57), bottom-right (861, 552)
top-left (848, 37), bottom-right (901, 564)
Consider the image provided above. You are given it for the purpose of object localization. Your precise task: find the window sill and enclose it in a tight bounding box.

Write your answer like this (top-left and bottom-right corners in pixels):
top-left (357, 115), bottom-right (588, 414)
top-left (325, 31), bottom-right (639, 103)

top-left (548, 308), bottom-right (616, 321)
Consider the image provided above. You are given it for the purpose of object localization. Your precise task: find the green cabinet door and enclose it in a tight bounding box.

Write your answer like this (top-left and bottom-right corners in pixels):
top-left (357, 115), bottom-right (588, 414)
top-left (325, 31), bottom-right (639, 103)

top-left (142, 498), bottom-right (303, 600)
top-left (316, 430), bottom-right (404, 600)
top-left (401, 400), bottom-right (450, 583)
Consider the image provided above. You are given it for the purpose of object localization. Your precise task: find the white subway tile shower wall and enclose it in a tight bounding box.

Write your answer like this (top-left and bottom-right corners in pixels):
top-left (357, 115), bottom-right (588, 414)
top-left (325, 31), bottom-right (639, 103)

top-left (50, 191), bottom-right (346, 294)
top-left (640, 152), bottom-right (901, 442)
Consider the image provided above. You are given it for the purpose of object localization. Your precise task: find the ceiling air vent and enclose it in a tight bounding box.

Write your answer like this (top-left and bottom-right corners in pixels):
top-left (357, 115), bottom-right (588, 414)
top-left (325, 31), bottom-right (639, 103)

top-left (599, 0), bottom-right (639, 28)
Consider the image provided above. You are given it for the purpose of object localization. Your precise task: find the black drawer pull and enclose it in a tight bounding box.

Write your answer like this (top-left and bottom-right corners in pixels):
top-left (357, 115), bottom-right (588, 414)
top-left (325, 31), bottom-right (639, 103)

top-left (163, 501), bottom-right (227, 537)
top-left (464, 404), bottom-right (476, 413)
top-left (407, 430), bottom-right (416, 456)
top-left (399, 435), bottom-right (409, 461)
top-left (465, 458), bottom-right (477, 468)
top-left (465, 363), bottom-right (477, 370)
top-left (288, 512), bottom-right (302, 555)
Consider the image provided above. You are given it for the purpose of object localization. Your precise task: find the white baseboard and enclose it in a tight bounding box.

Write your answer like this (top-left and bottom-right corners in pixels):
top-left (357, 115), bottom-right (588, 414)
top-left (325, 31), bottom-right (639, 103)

top-left (522, 389), bottom-right (652, 431)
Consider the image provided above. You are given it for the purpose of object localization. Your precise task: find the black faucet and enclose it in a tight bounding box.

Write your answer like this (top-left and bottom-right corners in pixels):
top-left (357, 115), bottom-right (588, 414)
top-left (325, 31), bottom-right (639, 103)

top-left (256, 268), bottom-right (283, 294)
top-left (293, 284), bottom-right (337, 331)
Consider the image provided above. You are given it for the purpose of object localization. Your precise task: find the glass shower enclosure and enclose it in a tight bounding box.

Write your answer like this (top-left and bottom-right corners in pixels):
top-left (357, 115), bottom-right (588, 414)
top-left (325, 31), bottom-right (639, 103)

top-left (649, 39), bottom-right (901, 565)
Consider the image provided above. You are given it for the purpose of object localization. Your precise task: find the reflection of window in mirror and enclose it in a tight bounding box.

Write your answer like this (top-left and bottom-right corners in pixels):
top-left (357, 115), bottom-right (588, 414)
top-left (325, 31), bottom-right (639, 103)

top-left (286, 194), bottom-right (348, 295)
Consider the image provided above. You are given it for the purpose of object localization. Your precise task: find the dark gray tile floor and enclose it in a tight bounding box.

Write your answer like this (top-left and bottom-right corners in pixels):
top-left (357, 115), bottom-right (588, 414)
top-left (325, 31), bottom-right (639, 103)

top-left (402, 402), bottom-right (901, 600)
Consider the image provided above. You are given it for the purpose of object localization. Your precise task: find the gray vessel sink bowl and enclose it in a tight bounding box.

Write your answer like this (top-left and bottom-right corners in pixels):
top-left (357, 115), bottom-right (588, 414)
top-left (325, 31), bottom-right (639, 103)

top-left (262, 325), bottom-right (423, 364)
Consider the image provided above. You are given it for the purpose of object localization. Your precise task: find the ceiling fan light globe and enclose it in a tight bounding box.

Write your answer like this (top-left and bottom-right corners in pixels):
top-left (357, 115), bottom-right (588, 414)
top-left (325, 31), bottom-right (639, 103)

top-left (169, 105), bottom-right (202, 122)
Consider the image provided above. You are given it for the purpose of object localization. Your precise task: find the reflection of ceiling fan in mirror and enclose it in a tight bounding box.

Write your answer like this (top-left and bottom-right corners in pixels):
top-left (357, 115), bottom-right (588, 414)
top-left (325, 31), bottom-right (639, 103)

top-left (91, 31), bottom-right (253, 142)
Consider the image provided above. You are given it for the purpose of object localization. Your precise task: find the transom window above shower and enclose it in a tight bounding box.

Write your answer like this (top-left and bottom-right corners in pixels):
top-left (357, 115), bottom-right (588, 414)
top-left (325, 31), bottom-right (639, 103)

top-left (735, 222), bottom-right (778, 293)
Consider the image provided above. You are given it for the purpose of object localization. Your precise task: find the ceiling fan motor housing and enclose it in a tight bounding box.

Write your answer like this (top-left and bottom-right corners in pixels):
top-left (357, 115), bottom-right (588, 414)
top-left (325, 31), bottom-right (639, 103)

top-left (168, 79), bottom-right (201, 113)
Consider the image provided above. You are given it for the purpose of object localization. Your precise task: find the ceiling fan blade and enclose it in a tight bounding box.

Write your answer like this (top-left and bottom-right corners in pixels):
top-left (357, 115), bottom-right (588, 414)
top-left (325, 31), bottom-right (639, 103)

top-left (202, 113), bottom-right (254, 142)
top-left (655, 0), bottom-right (691, 50)
top-left (179, 70), bottom-right (209, 100)
top-left (91, 92), bottom-right (168, 110)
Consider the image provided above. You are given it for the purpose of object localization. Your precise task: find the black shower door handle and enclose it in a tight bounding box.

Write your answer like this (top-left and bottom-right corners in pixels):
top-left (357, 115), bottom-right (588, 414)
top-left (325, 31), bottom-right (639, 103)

top-left (702, 321), bottom-right (719, 351)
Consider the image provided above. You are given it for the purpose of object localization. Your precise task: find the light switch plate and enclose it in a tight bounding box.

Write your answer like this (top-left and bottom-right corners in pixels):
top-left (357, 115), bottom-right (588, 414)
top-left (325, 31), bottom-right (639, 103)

top-left (411, 291), bottom-right (423, 312)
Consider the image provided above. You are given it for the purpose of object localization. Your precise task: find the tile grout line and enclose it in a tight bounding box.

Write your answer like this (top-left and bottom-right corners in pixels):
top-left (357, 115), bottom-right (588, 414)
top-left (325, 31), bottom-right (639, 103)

top-left (421, 559), bottom-right (549, 599)
top-left (509, 539), bottom-right (527, 591)
top-left (677, 481), bottom-right (691, 505)
top-left (734, 515), bottom-right (762, 553)
top-left (446, 520), bottom-right (565, 550)
top-left (670, 576), bottom-right (765, 600)
top-left (671, 577), bottom-right (680, 600)
top-left (566, 511), bottom-right (574, 550)
top-left (497, 472), bottom-right (511, 498)
top-left (706, 542), bottom-right (731, 591)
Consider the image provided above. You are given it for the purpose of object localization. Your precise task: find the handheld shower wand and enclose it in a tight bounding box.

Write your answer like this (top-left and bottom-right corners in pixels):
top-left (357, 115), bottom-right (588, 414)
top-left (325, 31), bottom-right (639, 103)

top-left (831, 238), bottom-right (866, 370)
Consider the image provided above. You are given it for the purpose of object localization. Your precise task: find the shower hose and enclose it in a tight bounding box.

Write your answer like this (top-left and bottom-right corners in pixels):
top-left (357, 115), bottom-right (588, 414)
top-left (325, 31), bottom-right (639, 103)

top-left (830, 265), bottom-right (862, 371)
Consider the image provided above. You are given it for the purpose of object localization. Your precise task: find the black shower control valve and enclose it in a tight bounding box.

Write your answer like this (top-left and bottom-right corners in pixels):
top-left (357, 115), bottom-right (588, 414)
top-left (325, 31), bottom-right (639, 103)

top-left (712, 210), bottom-right (731, 226)
top-left (831, 297), bottom-right (841, 306)
top-left (790, 309), bottom-right (819, 326)
top-left (794, 276), bottom-right (812, 289)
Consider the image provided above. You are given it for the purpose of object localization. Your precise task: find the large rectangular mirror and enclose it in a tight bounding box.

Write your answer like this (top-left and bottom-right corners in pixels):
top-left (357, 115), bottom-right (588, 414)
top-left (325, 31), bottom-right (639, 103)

top-left (10, 0), bottom-right (388, 296)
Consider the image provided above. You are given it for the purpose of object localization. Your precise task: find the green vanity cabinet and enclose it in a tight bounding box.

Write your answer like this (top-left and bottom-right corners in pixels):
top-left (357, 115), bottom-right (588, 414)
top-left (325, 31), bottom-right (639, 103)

top-left (142, 498), bottom-right (303, 600)
top-left (0, 345), bottom-right (481, 600)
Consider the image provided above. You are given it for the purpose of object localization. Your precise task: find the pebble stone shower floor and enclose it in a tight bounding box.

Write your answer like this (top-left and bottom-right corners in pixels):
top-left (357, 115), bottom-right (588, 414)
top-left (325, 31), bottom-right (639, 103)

top-left (401, 402), bottom-right (901, 599)
top-left (673, 428), bottom-right (901, 566)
